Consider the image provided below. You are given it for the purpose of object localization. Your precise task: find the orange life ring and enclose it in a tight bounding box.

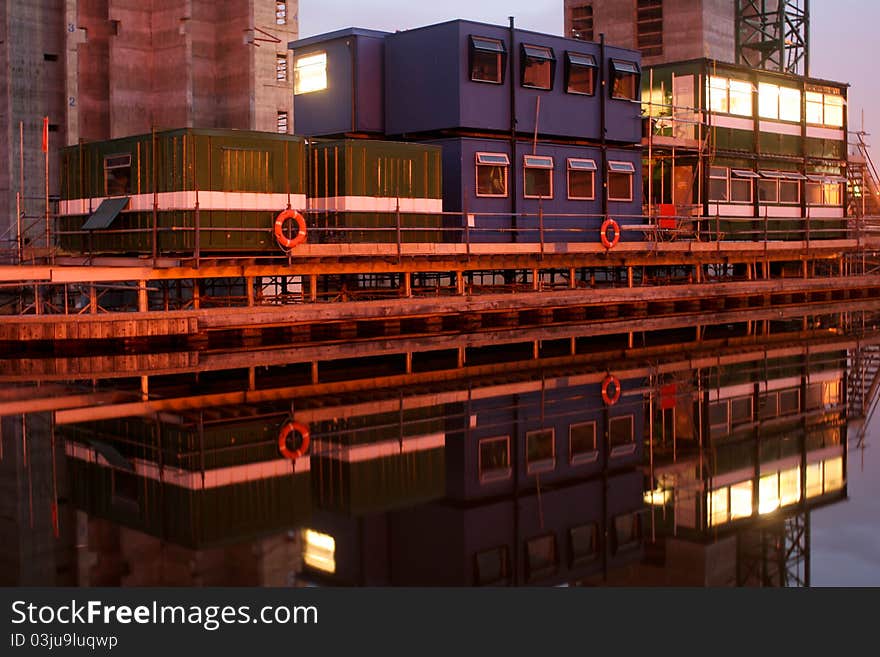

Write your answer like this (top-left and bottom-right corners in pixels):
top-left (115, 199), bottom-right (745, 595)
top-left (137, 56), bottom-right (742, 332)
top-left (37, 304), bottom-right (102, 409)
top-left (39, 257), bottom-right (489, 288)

top-left (278, 420), bottom-right (310, 460)
top-left (602, 375), bottom-right (621, 406)
top-left (600, 218), bottom-right (620, 249)
top-left (274, 209), bottom-right (307, 250)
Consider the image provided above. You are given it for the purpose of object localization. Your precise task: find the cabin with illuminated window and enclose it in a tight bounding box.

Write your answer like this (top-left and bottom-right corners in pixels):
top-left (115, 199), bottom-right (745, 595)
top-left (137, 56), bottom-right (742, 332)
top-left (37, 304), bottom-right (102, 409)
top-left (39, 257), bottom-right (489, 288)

top-left (290, 20), bottom-right (645, 244)
top-left (642, 58), bottom-right (849, 240)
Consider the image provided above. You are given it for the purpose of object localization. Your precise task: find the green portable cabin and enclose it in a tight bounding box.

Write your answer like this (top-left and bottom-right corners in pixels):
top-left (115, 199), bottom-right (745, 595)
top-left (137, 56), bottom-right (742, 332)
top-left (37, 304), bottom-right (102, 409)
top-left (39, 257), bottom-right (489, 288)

top-left (58, 128), bottom-right (306, 255)
top-left (307, 139), bottom-right (444, 244)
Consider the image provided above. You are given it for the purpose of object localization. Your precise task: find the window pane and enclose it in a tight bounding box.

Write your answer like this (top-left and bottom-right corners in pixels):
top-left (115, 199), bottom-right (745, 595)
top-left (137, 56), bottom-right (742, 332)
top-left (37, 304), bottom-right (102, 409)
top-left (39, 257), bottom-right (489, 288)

top-left (729, 80), bottom-right (753, 116)
top-left (708, 487), bottom-right (729, 526)
top-left (779, 180), bottom-right (799, 204)
top-left (708, 76), bottom-right (728, 113)
top-left (824, 95), bottom-right (844, 127)
top-left (568, 169), bottom-right (594, 200)
top-left (526, 429), bottom-right (555, 472)
top-left (526, 535), bottom-right (557, 579)
top-left (806, 182), bottom-right (823, 205)
top-left (479, 437), bottom-right (511, 481)
top-left (105, 156), bottom-right (132, 196)
top-left (475, 547), bottom-right (509, 585)
top-left (608, 172), bottom-right (632, 201)
top-left (758, 180), bottom-right (778, 203)
top-left (731, 396), bottom-right (753, 425)
top-left (523, 58), bottom-right (552, 89)
top-left (759, 473), bottom-right (780, 514)
top-left (805, 462), bottom-right (823, 498)
top-left (824, 457), bottom-right (844, 491)
top-left (730, 178), bottom-right (752, 203)
top-left (709, 178), bottom-right (728, 202)
top-left (758, 82), bottom-right (779, 119)
top-left (613, 513), bottom-right (640, 551)
top-left (779, 466), bottom-right (801, 506)
top-left (567, 62), bottom-right (595, 94)
top-left (612, 71), bottom-right (638, 100)
top-left (779, 389), bottom-right (800, 414)
top-left (524, 167), bottom-right (552, 198)
top-left (569, 523), bottom-right (598, 565)
top-left (730, 481), bottom-right (753, 519)
top-left (294, 52), bottom-right (327, 95)
top-left (608, 416), bottom-right (633, 448)
top-left (569, 422), bottom-right (597, 461)
top-left (779, 87), bottom-right (801, 122)
top-left (806, 92), bottom-right (824, 124)
top-left (472, 50), bottom-right (502, 83)
top-left (709, 401), bottom-right (728, 429)
top-left (476, 164), bottom-right (508, 197)
top-left (824, 182), bottom-right (841, 205)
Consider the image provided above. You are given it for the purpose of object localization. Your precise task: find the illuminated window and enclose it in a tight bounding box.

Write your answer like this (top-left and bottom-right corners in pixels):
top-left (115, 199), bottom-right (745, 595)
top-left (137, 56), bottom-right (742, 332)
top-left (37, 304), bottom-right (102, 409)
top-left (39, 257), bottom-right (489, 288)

top-left (565, 52), bottom-right (596, 95)
top-left (475, 152), bottom-right (510, 197)
top-left (294, 52), bottom-right (327, 95)
top-left (759, 473), bottom-right (780, 514)
top-left (104, 154), bottom-right (132, 196)
top-left (779, 466), bottom-right (801, 507)
top-left (806, 462), bottom-right (823, 498)
top-left (276, 111), bottom-right (289, 134)
top-left (824, 457), bottom-right (844, 491)
top-left (806, 90), bottom-right (845, 127)
top-left (608, 160), bottom-right (635, 201)
top-left (479, 435), bottom-right (511, 482)
top-left (526, 428), bottom-right (555, 473)
top-left (709, 76), bottom-right (729, 113)
top-left (474, 546), bottom-right (510, 585)
top-left (569, 421), bottom-right (597, 464)
top-left (276, 1), bottom-right (287, 25)
top-left (806, 91), bottom-right (824, 124)
top-left (730, 481), bottom-right (753, 519)
top-left (569, 523), bottom-right (599, 566)
top-left (636, 0), bottom-right (663, 57)
top-left (276, 54), bottom-right (288, 81)
top-left (470, 36), bottom-right (506, 84)
top-left (708, 487), bottom-right (729, 526)
top-left (303, 529), bottom-right (336, 573)
top-left (523, 155), bottom-right (553, 199)
top-left (824, 94), bottom-right (844, 127)
top-left (806, 174), bottom-right (844, 206)
top-left (526, 534), bottom-right (558, 580)
top-left (570, 4), bottom-right (594, 41)
top-left (758, 82), bottom-right (801, 121)
top-left (610, 60), bottom-right (640, 100)
top-left (521, 44), bottom-right (555, 90)
top-left (709, 77), bottom-right (753, 116)
top-left (729, 79), bottom-right (753, 116)
top-left (567, 158), bottom-right (596, 200)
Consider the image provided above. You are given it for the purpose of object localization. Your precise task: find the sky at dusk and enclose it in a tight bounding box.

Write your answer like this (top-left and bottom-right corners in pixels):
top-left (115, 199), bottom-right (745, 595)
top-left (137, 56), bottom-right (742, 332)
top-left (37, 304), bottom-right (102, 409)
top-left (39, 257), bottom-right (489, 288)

top-left (299, 0), bottom-right (880, 159)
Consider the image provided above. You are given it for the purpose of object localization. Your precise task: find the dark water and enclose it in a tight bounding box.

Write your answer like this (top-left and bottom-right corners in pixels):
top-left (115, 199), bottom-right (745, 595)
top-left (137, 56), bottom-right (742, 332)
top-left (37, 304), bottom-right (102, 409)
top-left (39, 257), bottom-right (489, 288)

top-left (1, 308), bottom-right (878, 587)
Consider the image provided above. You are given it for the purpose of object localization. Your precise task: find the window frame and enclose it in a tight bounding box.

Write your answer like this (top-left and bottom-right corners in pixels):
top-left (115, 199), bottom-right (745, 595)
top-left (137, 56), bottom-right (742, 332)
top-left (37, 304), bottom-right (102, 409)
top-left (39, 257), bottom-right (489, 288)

top-left (469, 35), bottom-right (507, 85)
top-left (564, 51), bottom-right (596, 95)
top-left (525, 427), bottom-right (556, 474)
top-left (275, 1), bottom-right (287, 26)
top-left (522, 154), bottom-right (554, 200)
top-left (276, 111), bottom-right (289, 134)
top-left (608, 414), bottom-right (635, 456)
top-left (478, 435), bottom-right (512, 483)
top-left (520, 43), bottom-right (555, 91)
top-left (570, 4), bottom-right (594, 42)
top-left (758, 81), bottom-right (801, 122)
top-left (276, 53), bottom-right (288, 82)
top-left (475, 152), bottom-right (510, 198)
top-left (566, 158), bottom-right (597, 201)
top-left (104, 153), bottom-right (132, 197)
top-left (569, 420), bottom-right (598, 464)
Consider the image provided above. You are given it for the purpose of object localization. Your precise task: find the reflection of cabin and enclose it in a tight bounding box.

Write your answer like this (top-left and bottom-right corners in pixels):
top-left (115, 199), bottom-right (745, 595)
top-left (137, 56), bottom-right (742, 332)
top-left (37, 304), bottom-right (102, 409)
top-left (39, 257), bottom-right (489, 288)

top-left (61, 412), bottom-right (311, 585)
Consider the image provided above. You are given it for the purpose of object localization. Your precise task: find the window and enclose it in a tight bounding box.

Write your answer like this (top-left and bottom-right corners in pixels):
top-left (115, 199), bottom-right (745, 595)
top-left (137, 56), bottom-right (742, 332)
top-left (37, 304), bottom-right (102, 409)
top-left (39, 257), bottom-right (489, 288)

top-left (565, 52), bottom-right (596, 95)
top-left (569, 523), bottom-right (599, 566)
top-left (104, 154), bottom-right (132, 196)
top-left (276, 1), bottom-right (287, 25)
top-left (276, 54), bottom-right (288, 81)
top-left (709, 166), bottom-right (729, 202)
top-left (806, 175), bottom-right (844, 206)
top-left (730, 396), bottom-right (753, 426)
top-left (707, 76), bottom-right (753, 116)
top-left (526, 428), bottom-right (555, 473)
top-left (709, 166), bottom-right (753, 204)
top-left (708, 400), bottom-right (729, 434)
top-left (730, 481), bottom-right (753, 519)
top-left (570, 4), bottom-right (594, 41)
top-left (758, 82), bottom-right (801, 122)
top-left (523, 155), bottom-right (553, 199)
top-left (778, 389), bottom-right (800, 415)
top-left (567, 158), bottom-right (596, 200)
top-left (470, 36), bottom-right (506, 84)
top-left (607, 160), bottom-right (635, 201)
top-left (758, 171), bottom-right (801, 205)
top-left (521, 44), bottom-right (555, 90)
top-left (475, 152), bottom-right (510, 197)
top-left (779, 466), bottom-right (801, 506)
top-left (806, 90), bottom-right (844, 127)
top-left (474, 546), bottom-right (510, 586)
top-left (303, 530), bottom-right (336, 573)
top-left (708, 487), bottom-right (729, 527)
top-left (526, 534), bottom-right (557, 580)
top-left (612, 513), bottom-right (641, 553)
top-left (569, 421), bottom-right (597, 464)
top-left (277, 111), bottom-right (289, 133)
top-left (294, 52), bottom-right (327, 95)
top-left (610, 60), bottom-right (640, 100)
top-left (636, 0), bottom-right (663, 57)
top-left (608, 415), bottom-right (634, 452)
top-left (479, 436), bottom-right (511, 482)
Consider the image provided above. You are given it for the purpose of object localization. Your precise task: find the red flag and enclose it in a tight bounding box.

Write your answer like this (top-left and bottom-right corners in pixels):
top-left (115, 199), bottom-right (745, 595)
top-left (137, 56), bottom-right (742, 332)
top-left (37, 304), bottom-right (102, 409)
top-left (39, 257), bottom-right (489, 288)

top-left (660, 383), bottom-right (677, 410)
top-left (41, 117), bottom-right (49, 152)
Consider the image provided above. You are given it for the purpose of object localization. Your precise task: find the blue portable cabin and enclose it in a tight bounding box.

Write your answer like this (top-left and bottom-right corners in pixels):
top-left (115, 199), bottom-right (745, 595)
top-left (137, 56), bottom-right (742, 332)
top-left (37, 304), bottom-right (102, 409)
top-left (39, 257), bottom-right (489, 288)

top-left (289, 28), bottom-right (389, 137)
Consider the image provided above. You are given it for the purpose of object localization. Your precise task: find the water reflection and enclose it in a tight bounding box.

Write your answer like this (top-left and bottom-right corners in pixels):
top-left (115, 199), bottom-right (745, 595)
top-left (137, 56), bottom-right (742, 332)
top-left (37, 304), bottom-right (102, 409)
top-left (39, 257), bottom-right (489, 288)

top-left (1, 308), bottom-right (876, 587)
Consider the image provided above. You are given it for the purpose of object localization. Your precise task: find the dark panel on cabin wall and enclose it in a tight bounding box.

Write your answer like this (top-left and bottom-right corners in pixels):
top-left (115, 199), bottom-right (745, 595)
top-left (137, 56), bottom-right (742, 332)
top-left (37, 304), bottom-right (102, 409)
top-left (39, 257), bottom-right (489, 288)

top-left (604, 44), bottom-right (643, 144)
top-left (354, 36), bottom-right (385, 133)
top-left (384, 21), bottom-right (462, 136)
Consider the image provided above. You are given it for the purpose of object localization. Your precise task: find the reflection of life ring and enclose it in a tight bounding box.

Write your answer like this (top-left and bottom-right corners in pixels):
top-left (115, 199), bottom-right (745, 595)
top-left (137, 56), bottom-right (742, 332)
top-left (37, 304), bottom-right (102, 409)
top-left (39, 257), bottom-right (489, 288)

top-left (602, 375), bottom-right (621, 405)
top-left (600, 218), bottom-right (620, 249)
top-left (278, 421), bottom-right (310, 460)
top-left (274, 210), bottom-right (307, 250)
